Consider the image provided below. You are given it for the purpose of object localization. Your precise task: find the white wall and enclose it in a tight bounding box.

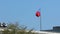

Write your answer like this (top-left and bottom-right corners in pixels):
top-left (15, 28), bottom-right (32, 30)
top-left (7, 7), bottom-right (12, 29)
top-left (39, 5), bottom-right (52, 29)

top-left (31, 31), bottom-right (60, 34)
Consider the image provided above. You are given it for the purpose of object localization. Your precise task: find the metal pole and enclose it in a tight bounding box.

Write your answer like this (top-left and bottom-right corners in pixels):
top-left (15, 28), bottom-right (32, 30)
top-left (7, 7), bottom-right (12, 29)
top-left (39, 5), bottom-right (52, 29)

top-left (40, 13), bottom-right (42, 31)
top-left (40, 9), bottom-right (42, 31)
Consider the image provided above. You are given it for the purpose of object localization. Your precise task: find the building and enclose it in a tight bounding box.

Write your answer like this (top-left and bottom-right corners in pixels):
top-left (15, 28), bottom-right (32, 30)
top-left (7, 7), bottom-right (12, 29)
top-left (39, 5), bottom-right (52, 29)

top-left (29, 26), bottom-right (60, 34)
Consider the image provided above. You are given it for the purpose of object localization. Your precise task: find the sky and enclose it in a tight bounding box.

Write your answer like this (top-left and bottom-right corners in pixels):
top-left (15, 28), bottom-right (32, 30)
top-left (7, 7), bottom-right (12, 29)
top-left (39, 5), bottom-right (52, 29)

top-left (0, 0), bottom-right (60, 31)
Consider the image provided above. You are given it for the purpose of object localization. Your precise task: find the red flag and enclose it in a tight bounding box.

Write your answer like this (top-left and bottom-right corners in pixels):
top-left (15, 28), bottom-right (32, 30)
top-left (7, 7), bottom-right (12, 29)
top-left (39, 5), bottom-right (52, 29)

top-left (36, 10), bottom-right (41, 17)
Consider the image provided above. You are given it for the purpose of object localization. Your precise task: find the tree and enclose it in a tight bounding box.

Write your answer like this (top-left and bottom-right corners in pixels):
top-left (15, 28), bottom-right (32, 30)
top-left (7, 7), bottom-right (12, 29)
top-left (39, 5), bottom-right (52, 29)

top-left (2, 22), bottom-right (36, 34)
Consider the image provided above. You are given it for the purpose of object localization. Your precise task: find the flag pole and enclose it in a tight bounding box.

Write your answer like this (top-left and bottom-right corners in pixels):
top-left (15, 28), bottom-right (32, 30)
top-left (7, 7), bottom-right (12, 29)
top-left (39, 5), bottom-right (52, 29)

top-left (36, 8), bottom-right (42, 31)
top-left (40, 9), bottom-right (42, 31)
top-left (40, 12), bottom-right (42, 31)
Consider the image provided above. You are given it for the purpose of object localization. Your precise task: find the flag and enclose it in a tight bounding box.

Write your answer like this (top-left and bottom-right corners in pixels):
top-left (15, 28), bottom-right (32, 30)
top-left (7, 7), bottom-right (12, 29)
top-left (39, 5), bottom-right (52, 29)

top-left (36, 9), bottom-right (41, 17)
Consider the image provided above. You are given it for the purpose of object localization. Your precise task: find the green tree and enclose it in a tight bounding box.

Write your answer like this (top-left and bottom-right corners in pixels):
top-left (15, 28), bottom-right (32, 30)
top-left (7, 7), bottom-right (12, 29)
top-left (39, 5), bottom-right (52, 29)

top-left (2, 22), bottom-right (36, 34)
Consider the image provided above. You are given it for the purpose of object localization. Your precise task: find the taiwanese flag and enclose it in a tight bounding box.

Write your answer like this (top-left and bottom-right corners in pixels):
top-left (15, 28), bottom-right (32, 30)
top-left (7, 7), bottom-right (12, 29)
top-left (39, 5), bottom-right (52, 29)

top-left (36, 9), bottom-right (41, 17)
